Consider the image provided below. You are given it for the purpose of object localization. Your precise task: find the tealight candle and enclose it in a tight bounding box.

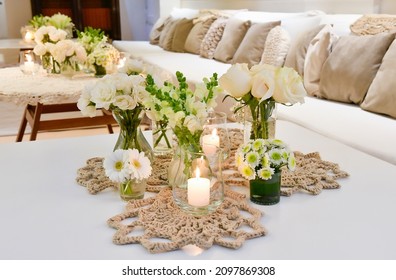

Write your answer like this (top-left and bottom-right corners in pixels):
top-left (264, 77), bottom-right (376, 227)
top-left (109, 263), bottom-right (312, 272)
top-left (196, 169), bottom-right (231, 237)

top-left (24, 54), bottom-right (35, 73)
top-left (187, 167), bottom-right (210, 207)
top-left (24, 31), bottom-right (33, 43)
top-left (202, 128), bottom-right (220, 156)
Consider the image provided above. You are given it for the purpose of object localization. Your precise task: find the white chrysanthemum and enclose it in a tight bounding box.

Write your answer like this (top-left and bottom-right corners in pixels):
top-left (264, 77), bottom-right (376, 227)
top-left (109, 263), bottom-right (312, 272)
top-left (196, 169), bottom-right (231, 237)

top-left (271, 139), bottom-right (286, 148)
top-left (241, 143), bottom-right (252, 154)
top-left (246, 151), bottom-right (260, 167)
top-left (252, 139), bottom-right (265, 151)
top-left (268, 148), bottom-right (283, 165)
top-left (261, 154), bottom-right (270, 168)
top-left (127, 149), bottom-right (152, 181)
top-left (257, 167), bottom-right (274, 180)
top-left (239, 163), bottom-right (255, 180)
top-left (288, 152), bottom-right (296, 171)
top-left (103, 149), bottom-right (129, 182)
top-left (235, 152), bottom-right (245, 168)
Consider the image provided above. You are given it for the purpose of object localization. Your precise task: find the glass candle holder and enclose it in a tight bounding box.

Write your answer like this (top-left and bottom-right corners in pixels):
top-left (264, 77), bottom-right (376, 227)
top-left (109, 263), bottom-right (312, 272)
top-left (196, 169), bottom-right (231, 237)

top-left (201, 111), bottom-right (230, 160)
top-left (19, 50), bottom-right (40, 75)
top-left (169, 145), bottom-right (224, 216)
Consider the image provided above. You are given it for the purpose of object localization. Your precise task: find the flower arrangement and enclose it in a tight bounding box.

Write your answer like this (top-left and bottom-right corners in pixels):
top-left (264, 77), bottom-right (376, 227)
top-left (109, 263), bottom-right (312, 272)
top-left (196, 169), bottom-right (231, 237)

top-left (77, 27), bottom-right (119, 75)
top-left (235, 138), bottom-right (296, 180)
top-left (219, 63), bottom-right (307, 139)
top-left (144, 71), bottom-right (220, 153)
top-left (103, 148), bottom-right (152, 183)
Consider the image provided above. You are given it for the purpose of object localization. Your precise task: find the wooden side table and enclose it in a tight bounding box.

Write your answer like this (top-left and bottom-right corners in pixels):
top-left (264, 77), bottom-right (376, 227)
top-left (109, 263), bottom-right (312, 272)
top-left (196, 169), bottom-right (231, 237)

top-left (0, 67), bottom-right (117, 141)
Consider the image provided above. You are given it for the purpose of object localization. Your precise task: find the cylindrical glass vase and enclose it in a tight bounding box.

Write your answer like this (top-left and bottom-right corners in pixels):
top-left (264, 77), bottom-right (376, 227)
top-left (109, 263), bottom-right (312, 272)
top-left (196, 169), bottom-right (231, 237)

top-left (168, 145), bottom-right (224, 216)
top-left (249, 171), bottom-right (281, 205)
top-left (152, 120), bottom-right (174, 155)
top-left (119, 178), bottom-right (147, 201)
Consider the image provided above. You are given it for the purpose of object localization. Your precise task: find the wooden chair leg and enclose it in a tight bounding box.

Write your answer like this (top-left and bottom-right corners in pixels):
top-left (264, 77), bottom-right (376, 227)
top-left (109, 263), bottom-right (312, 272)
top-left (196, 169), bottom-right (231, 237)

top-left (29, 103), bottom-right (43, 141)
top-left (16, 105), bottom-right (29, 142)
top-left (106, 124), bottom-right (114, 134)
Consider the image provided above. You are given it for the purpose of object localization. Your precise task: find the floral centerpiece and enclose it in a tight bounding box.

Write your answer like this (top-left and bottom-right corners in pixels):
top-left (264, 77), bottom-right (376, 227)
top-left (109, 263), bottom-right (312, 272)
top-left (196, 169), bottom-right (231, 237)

top-left (77, 72), bottom-right (152, 158)
top-left (219, 63), bottom-right (307, 139)
top-left (144, 71), bottom-right (220, 153)
top-left (21, 13), bottom-right (74, 43)
top-left (235, 138), bottom-right (296, 205)
top-left (77, 27), bottom-right (119, 76)
top-left (104, 148), bottom-right (152, 200)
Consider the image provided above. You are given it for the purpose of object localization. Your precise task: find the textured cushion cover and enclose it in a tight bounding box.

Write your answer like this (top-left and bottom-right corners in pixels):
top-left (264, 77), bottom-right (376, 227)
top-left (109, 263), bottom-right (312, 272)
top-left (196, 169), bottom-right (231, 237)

top-left (319, 33), bottom-right (395, 104)
top-left (200, 17), bottom-right (228, 59)
top-left (260, 26), bottom-right (291, 67)
top-left (214, 18), bottom-right (251, 63)
top-left (303, 24), bottom-right (338, 97)
top-left (284, 24), bottom-right (325, 76)
top-left (232, 21), bottom-right (280, 67)
top-left (171, 18), bottom-right (194, 52)
top-left (361, 39), bottom-right (396, 118)
top-left (184, 18), bottom-right (216, 54)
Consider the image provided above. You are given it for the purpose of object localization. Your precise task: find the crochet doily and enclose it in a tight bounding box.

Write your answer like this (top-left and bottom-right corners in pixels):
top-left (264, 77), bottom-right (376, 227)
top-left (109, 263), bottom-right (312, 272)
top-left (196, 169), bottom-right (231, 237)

top-left (350, 14), bottom-right (396, 35)
top-left (108, 187), bottom-right (266, 253)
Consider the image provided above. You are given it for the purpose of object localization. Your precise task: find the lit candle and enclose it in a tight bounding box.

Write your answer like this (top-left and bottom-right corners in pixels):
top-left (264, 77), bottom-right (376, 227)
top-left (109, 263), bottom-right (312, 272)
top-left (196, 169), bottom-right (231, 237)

top-left (187, 167), bottom-right (210, 207)
top-left (24, 31), bottom-right (33, 43)
top-left (24, 54), bottom-right (35, 73)
top-left (202, 128), bottom-right (220, 156)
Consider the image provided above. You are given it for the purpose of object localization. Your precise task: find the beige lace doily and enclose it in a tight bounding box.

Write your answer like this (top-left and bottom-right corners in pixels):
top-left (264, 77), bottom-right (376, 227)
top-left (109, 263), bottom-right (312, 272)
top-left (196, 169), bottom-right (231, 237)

top-left (350, 14), bottom-right (396, 35)
top-left (107, 187), bottom-right (266, 253)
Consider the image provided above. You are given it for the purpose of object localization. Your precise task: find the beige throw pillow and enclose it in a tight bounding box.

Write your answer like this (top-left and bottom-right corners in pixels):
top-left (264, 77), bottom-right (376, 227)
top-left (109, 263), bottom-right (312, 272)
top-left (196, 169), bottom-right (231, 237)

top-left (184, 18), bottom-right (216, 54)
top-left (149, 16), bottom-right (170, 45)
top-left (159, 18), bottom-right (180, 50)
top-left (319, 33), bottom-right (395, 104)
top-left (232, 21), bottom-right (280, 67)
top-left (303, 24), bottom-right (338, 97)
top-left (260, 26), bottom-right (291, 67)
top-left (171, 18), bottom-right (194, 52)
top-left (284, 24), bottom-right (325, 76)
top-left (200, 17), bottom-right (228, 59)
top-left (213, 18), bottom-right (251, 63)
top-left (361, 39), bottom-right (396, 118)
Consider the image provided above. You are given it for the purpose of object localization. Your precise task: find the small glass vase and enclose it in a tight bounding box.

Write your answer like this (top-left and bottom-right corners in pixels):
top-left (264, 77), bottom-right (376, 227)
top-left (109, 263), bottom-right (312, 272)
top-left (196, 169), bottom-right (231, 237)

top-left (152, 119), bottom-right (174, 155)
top-left (119, 178), bottom-right (146, 201)
top-left (201, 111), bottom-right (230, 160)
top-left (244, 100), bottom-right (277, 141)
top-left (41, 54), bottom-right (60, 74)
top-left (112, 107), bottom-right (153, 159)
top-left (168, 145), bottom-right (224, 216)
top-left (249, 171), bottom-right (281, 205)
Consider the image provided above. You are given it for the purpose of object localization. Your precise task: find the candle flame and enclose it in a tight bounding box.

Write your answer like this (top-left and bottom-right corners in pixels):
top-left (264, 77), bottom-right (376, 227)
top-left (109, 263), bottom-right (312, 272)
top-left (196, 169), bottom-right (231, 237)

top-left (25, 54), bottom-right (32, 62)
top-left (195, 167), bottom-right (200, 178)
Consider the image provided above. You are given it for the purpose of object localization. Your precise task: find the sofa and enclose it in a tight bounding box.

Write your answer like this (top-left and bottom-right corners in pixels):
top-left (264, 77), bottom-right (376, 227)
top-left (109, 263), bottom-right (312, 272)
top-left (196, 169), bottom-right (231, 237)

top-left (112, 8), bottom-right (396, 165)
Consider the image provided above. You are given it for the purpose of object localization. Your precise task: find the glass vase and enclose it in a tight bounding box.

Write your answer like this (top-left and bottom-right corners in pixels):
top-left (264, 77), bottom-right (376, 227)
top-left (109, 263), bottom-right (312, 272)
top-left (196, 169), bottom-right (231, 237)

top-left (168, 145), bottom-right (224, 216)
top-left (244, 100), bottom-right (277, 141)
top-left (249, 171), bottom-right (281, 205)
top-left (112, 107), bottom-right (153, 160)
top-left (119, 178), bottom-right (146, 201)
top-left (201, 111), bottom-right (230, 160)
top-left (152, 119), bottom-right (174, 155)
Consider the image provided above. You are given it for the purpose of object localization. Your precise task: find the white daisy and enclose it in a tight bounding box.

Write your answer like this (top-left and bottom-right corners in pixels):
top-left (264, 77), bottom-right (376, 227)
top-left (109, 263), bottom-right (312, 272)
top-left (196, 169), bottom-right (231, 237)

top-left (127, 149), bottom-right (152, 181)
top-left (103, 149), bottom-right (129, 182)
top-left (239, 163), bottom-right (255, 180)
top-left (246, 151), bottom-right (260, 167)
top-left (257, 167), bottom-right (274, 180)
top-left (269, 148), bottom-right (283, 165)
top-left (288, 152), bottom-right (296, 171)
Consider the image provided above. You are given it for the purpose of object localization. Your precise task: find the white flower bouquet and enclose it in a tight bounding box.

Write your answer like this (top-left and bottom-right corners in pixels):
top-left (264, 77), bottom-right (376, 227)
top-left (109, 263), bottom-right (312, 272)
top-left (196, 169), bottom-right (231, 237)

top-left (235, 138), bottom-right (296, 180)
top-left (219, 63), bottom-right (307, 139)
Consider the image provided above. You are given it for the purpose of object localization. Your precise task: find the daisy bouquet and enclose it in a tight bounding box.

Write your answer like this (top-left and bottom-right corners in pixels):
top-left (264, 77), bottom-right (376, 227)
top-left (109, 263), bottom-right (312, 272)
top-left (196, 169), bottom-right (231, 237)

top-left (235, 138), bottom-right (296, 180)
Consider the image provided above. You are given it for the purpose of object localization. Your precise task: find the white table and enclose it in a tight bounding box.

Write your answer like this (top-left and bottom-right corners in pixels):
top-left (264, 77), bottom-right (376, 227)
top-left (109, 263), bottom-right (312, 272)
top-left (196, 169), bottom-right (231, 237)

top-left (0, 120), bottom-right (395, 260)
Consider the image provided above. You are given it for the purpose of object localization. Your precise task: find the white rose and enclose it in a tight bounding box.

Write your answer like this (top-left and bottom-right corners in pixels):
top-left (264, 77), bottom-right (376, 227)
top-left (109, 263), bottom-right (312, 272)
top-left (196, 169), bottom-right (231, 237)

top-left (250, 69), bottom-right (275, 102)
top-left (90, 81), bottom-right (117, 110)
top-left (219, 63), bottom-right (252, 99)
top-left (273, 67), bottom-right (307, 104)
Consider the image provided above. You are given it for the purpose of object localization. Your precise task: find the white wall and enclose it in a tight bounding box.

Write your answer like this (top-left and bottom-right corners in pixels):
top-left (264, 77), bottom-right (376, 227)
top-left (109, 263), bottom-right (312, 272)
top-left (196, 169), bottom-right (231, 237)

top-left (0, 0), bottom-right (32, 39)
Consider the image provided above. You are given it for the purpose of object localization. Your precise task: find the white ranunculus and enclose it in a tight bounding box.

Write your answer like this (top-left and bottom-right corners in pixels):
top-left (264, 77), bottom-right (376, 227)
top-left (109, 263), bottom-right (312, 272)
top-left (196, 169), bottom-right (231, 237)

top-left (74, 43), bottom-right (87, 62)
top-left (273, 67), bottom-right (307, 104)
top-left (33, 43), bottom-right (47, 56)
top-left (34, 26), bottom-right (47, 44)
top-left (113, 95), bottom-right (137, 111)
top-left (219, 63), bottom-right (252, 98)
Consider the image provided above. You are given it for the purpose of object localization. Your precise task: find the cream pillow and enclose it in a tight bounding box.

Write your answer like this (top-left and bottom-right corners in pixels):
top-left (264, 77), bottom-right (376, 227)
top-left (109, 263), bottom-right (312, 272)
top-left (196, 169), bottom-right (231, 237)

top-left (184, 17), bottom-right (216, 54)
top-left (150, 16), bottom-right (171, 45)
top-left (232, 21), bottom-right (280, 67)
top-left (260, 26), bottom-right (291, 67)
top-left (319, 33), bottom-right (395, 104)
top-left (303, 24), bottom-right (338, 97)
top-left (159, 18), bottom-right (180, 50)
top-left (171, 18), bottom-right (194, 52)
top-left (284, 24), bottom-right (325, 76)
top-left (200, 17), bottom-right (228, 59)
top-left (361, 39), bottom-right (396, 118)
top-left (213, 18), bottom-right (251, 63)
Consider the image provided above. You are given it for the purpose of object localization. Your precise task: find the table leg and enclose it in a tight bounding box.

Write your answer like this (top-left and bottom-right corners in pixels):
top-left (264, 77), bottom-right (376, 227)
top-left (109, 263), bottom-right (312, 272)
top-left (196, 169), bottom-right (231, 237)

top-left (16, 104), bottom-right (29, 142)
top-left (29, 103), bottom-right (43, 141)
